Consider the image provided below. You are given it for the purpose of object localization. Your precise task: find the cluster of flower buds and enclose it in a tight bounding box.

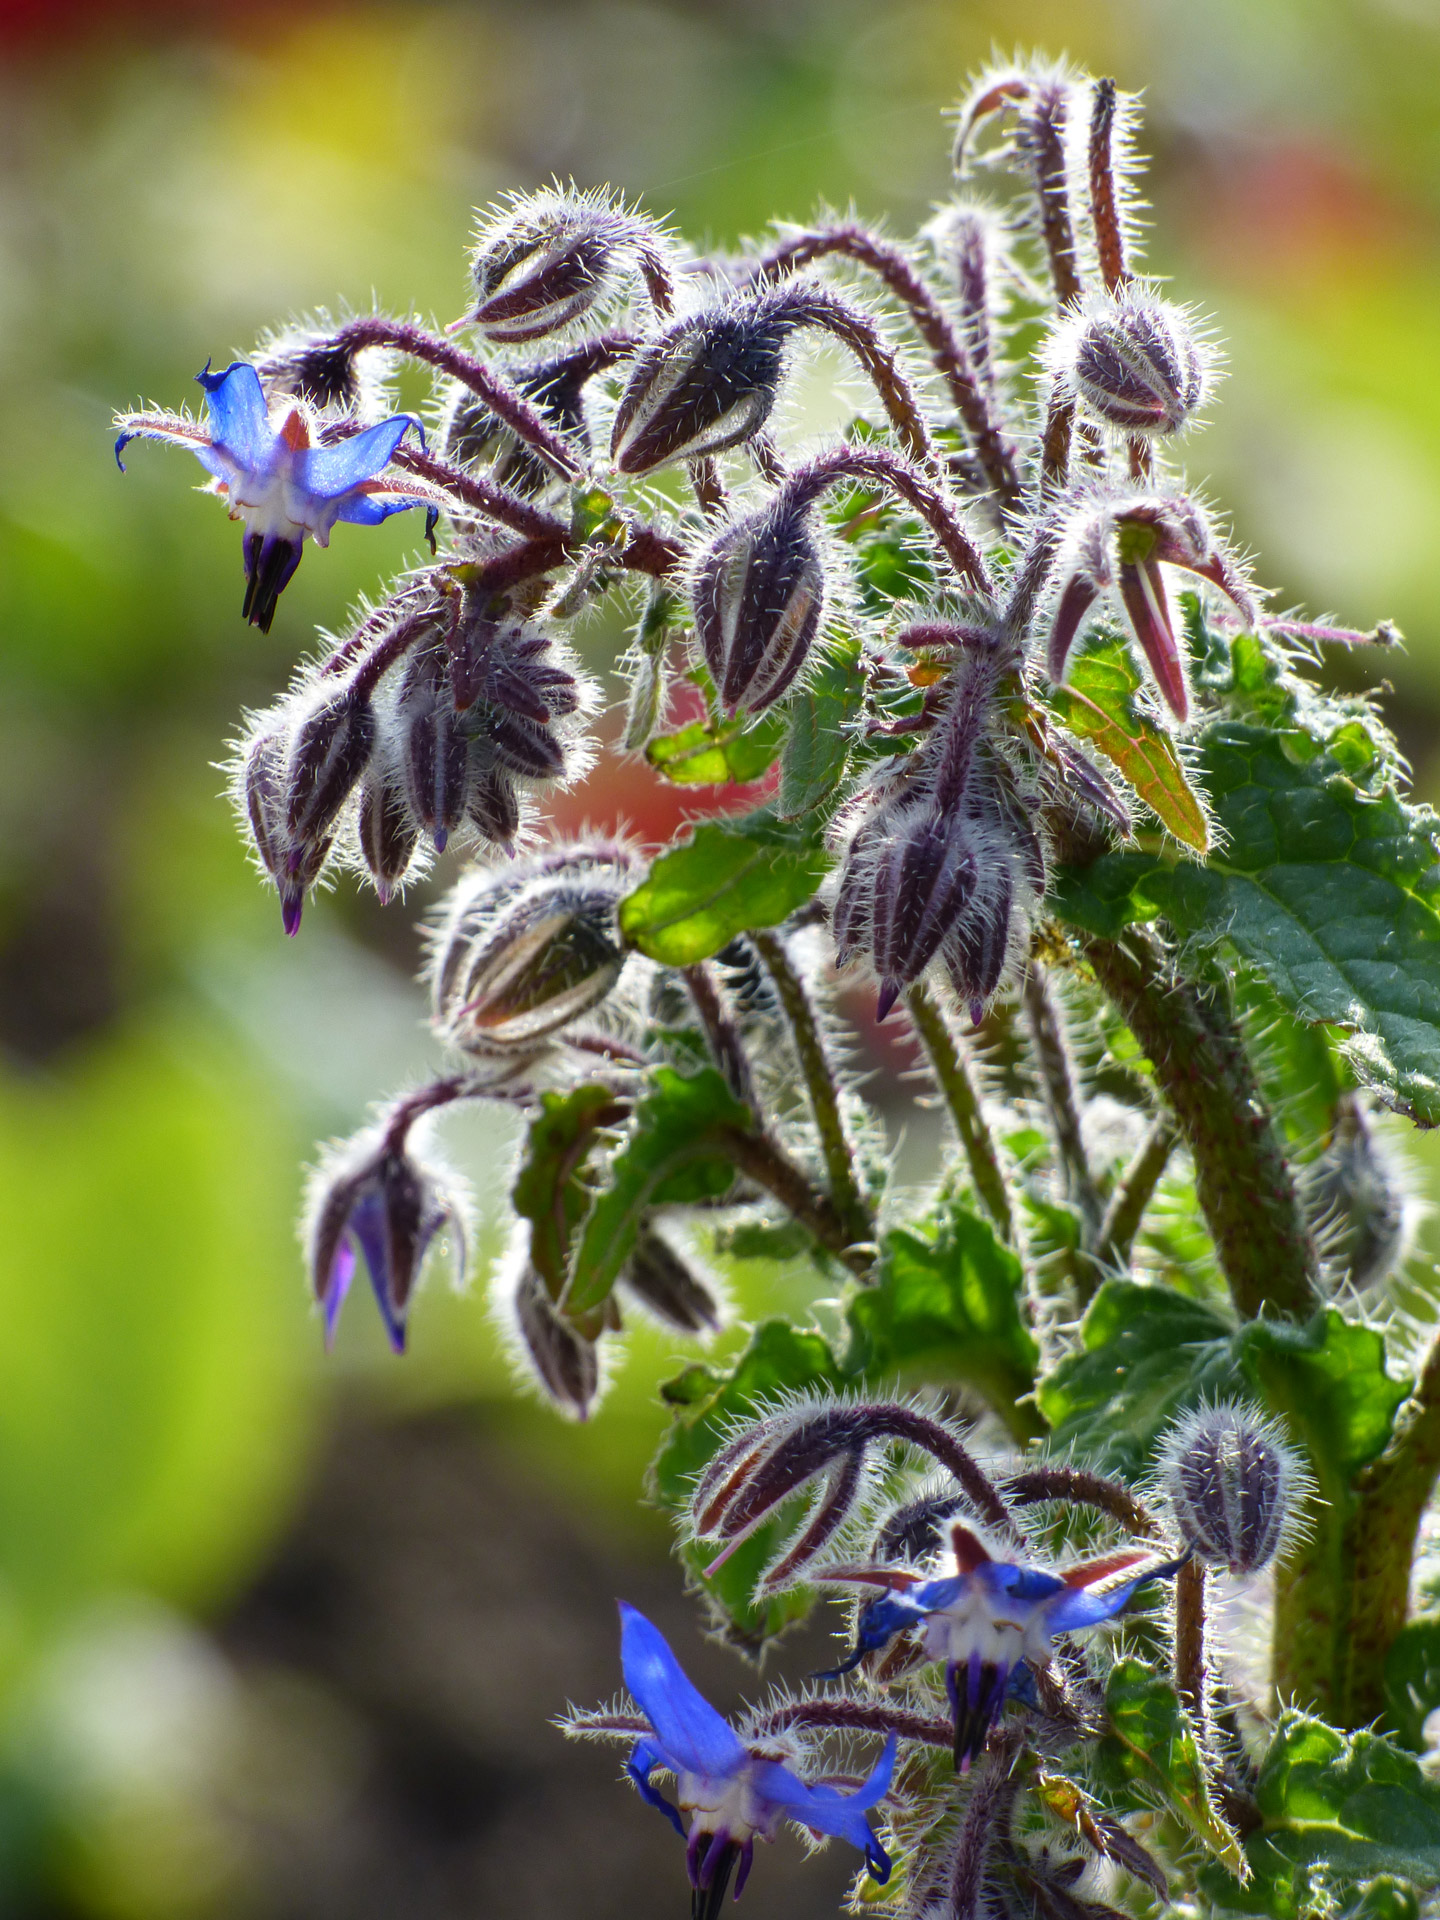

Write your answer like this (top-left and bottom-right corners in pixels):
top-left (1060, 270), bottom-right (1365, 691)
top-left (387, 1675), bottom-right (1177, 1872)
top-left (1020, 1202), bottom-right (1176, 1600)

top-left (234, 579), bottom-right (591, 931)
top-left (1156, 1402), bottom-right (1307, 1575)
top-left (428, 840), bottom-right (637, 1057)
top-left (832, 636), bottom-right (1044, 1022)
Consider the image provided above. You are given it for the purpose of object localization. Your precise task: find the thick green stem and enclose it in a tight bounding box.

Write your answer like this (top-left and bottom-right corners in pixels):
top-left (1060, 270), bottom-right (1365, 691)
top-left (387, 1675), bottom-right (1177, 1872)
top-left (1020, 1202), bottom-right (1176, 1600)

top-left (718, 1126), bottom-right (872, 1279)
top-left (904, 982), bottom-right (1012, 1240)
top-left (750, 930), bottom-right (874, 1257)
top-left (1082, 933), bottom-right (1315, 1320)
top-left (1343, 1328), bottom-right (1440, 1726)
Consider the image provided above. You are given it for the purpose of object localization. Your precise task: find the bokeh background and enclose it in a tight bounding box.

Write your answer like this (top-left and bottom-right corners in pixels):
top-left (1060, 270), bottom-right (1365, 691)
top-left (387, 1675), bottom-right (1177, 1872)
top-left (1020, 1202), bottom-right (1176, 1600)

top-left (2, 0), bottom-right (1440, 1913)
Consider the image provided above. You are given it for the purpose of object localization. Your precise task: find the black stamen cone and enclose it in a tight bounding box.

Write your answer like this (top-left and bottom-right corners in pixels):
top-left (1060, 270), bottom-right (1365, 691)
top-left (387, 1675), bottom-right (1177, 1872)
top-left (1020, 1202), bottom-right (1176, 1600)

top-left (243, 532), bottom-right (304, 632)
top-left (692, 1841), bottom-right (741, 1920)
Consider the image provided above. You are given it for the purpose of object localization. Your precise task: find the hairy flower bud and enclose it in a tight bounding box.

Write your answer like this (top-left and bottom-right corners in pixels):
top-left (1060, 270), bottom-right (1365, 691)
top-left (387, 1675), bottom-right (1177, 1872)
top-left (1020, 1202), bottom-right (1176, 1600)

top-left (869, 805), bottom-right (978, 1021)
top-left (256, 325), bottom-right (368, 414)
top-left (430, 842), bottom-right (636, 1053)
top-left (623, 1229), bottom-right (721, 1334)
top-left (691, 499), bottom-right (825, 713)
top-left (610, 301), bottom-right (787, 475)
top-left (285, 683), bottom-right (376, 843)
top-left (305, 1126), bottom-right (467, 1352)
top-left (469, 198), bottom-right (621, 343)
top-left (440, 352), bottom-right (594, 496)
top-left (396, 641), bottom-right (469, 852)
top-left (509, 1265), bottom-right (601, 1418)
top-left (464, 761), bottom-right (521, 846)
top-left (236, 718), bottom-right (335, 936)
top-left (357, 768), bottom-right (421, 902)
top-left (1052, 289), bottom-right (1211, 435)
top-left (1157, 1403), bottom-right (1306, 1574)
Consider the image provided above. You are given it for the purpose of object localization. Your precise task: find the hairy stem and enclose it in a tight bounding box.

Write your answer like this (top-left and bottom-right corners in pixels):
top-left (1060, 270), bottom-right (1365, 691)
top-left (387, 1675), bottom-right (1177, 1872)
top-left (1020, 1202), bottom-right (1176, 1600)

top-left (1344, 1327), bottom-right (1440, 1726)
top-left (1023, 966), bottom-right (1102, 1234)
top-left (682, 963), bottom-right (758, 1112)
top-left (328, 316), bottom-right (582, 477)
top-left (754, 225), bottom-right (1021, 504)
top-left (1084, 1114), bottom-right (1179, 1299)
top-left (1175, 1557), bottom-right (1208, 1725)
top-left (904, 982), bottom-right (1012, 1239)
top-left (1086, 77), bottom-right (1130, 291)
top-left (718, 1126), bottom-right (873, 1279)
top-left (1005, 1464), bottom-right (1159, 1538)
top-left (1027, 82), bottom-right (1082, 307)
top-left (788, 443), bottom-right (992, 593)
top-left (1082, 932), bottom-right (1315, 1319)
top-left (769, 282), bottom-right (936, 468)
top-left (750, 929), bottom-right (874, 1254)
top-left (390, 446), bottom-right (570, 543)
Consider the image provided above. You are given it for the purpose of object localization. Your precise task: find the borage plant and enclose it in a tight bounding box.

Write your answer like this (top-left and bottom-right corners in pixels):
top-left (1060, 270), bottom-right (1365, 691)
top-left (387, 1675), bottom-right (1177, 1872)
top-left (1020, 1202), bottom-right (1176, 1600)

top-left (117, 53), bottom-right (1440, 1920)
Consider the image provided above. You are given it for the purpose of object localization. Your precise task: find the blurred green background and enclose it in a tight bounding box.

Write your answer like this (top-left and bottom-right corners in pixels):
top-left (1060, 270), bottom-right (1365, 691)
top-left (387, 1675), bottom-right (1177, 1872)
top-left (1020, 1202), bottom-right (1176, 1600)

top-left (2, 0), bottom-right (1440, 1913)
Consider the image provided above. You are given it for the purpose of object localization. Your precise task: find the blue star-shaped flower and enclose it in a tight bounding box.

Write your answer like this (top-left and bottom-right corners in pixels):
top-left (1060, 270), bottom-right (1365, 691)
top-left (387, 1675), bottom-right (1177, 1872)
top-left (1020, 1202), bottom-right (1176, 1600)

top-left (819, 1523), bottom-right (1186, 1769)
top-left (618, 1604), bottom-right (893, 1919)
top-left (115, 362), bottom-right (438, 631)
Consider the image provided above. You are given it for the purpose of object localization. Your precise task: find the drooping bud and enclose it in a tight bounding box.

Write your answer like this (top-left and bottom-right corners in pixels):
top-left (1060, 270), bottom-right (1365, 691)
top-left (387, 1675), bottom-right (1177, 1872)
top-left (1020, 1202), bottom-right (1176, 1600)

top-left (356, 769), bottom-right (421, 902)
top-left (285, 683), bottom-right (376, 844)
top-left (1052, 289), bottom-right (1211, 436)
top-left (868, 804), bottom-right (978, 1021)
top-left (691, 498), bottom-right (825, 713)
top-left (469, 195), bottom-right (620, 343)
top-left (429, 842), bottom-right (636, 1054)
top-left (610, 299), bottom-right (788, 475)
top-left (623, 1229), bottom-right (721, 1334)
top-left (234, 717), bottom-right (334, 937)
top-left (1304, 1093), bottom-right (1416, 1291)
top-left (464, 760), bottom-right (522, 847)
top-left (440, 350), bottom-right (596, 497)
top-left (256, 325), bottom-right (368, 414)
top-left (305, 1126), bottom-right (467, 1353)
top-left (1157, 1402), bottom-right (1307, 1574)
top-left (508, 1264), bottom-right (601, 1419)
top-left (941, 854), bottom-right (1015, 1028)
top-left (395, 641), bottom-right (469, 852)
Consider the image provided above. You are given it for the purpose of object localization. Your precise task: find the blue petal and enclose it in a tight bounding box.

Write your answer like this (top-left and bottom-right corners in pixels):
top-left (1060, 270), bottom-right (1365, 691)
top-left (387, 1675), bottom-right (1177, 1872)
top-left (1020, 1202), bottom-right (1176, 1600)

top-left (618, 1605), bottom-right (747, 1781)
top-left (909, 1573), bottom-right (966, 1612)
top-left (347, 1191), bottom-right (407, 1355)
top-left (752, 1735), bottom-right (895, 1868)
top-left (335, 494), bottom-right (421, 527)
top-left (297, 415), bottom-right (422, 501)
top-left (627, 1739), bottom-right (685, 1837)
top-left (987, 1563), bottom-right (1067, 1604)
top-left (196, 362), bottom-right (275, 471)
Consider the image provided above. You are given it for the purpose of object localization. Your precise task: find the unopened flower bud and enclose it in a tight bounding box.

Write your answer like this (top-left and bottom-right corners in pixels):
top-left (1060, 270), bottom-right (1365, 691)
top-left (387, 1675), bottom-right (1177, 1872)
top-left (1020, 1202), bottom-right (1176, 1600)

top-left (256, 327), bottom-right (367, 414)
top-left (1158, 1403), bottom-right (1306, 1574)
top-left (285, 683), bottom-right (376, 843)
top-left (1057, 290), bottom-right (1211, 436)
top-left (469, 192), bottom-right (628, 343)
top-left (464, 762), bottom-right (521, 847)
top-left (610, 301), bottom-right (787, 475)
top-left (306, 1127), bottom-right (467, 1353)
top-left (430, 842), bottom-right (636, 1054)
top-left (509, 1265), bottom-right (601, 1418)
top-left (395, 642), bottom-right (469, 852)
top-left (691, 499), bottom-right (825, 713)
top-left (1305, 1094), bottom-right (1415, 1291)
top-left (623, 1229), bottom-right (721, 1334)
top-left (868, 805), bottom-right (978, 1021)
top-left (942, 856), bottom-right (1015, 1027)
top-left (357, 769), bottom-right (421, 902)
top-left (235, 719), bottom-right (334, 937)
top-left (440, 353), bottom-right (593, 496)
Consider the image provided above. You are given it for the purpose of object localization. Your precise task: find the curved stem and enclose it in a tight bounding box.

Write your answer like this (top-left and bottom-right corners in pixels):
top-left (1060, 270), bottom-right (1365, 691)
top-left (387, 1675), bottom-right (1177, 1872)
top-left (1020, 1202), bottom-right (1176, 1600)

top-left (391, 445), bottom-right (570, 543)
top-left (717, 1125), bottom-right (872, 1279)
top-left (327, 316), bottom-right (582, 477)
top-left (1004, 1464), bottom-right (1159, 1538)
top-left (753, 226), bottom-right (1021, 505)
top-left (763, 282), bottom-right (936, 468)
top-left (1027, 81), bottom-right (1082, 307)
top-left (786, 444), bottom-right (993, 594)
top-left (1023, 966), bottom-right (1102, 1234)
top-left (750, 1696), bottom-right (952, 1748)
top-left (1087, 77), bottom-right (1130, 292)
top-left (1082, 932), bottom-right (1315, 1320)
top-left (1344, 1327), bottom-right (1440, 1725)
top-left (904, 982), bottom-right (1012, 1239)
top-left (749, 930), bottom-right (874, 1255)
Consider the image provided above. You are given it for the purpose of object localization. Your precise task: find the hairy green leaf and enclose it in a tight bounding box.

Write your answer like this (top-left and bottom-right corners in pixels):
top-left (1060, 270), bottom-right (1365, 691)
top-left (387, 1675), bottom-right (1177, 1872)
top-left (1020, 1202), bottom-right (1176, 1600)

top-left (845, 1206), bottom-right (1042, 1441)
top-left (777, 636), bottom-right (866, 819)
top-left (1095, 1659), bottom-right (1244, 1873)
top-left (646, 711), bottom-right (785, 787)
top-left (564, 1067), bottom-right (748, 1321)
top-left (1048, 632), bottom-right (1210, 850)
top-left (511, 1084), bottom-right (627, 1300)
top-left (1055, 631), bottom-right (1440, 1122)
top-left (619, 814), bottom-right (830, 965)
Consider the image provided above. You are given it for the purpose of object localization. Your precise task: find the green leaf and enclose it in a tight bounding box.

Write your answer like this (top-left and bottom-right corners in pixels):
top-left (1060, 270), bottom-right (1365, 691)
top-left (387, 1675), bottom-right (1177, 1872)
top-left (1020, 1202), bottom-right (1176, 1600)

top-left (511, 1085), bottom-right (627, 1300)
top-left (1244, 1713), bottom-right (1440, 1911)
top-left (1038, 1281), bottom-right (1408, 1486)
top-left (652, 1321), bottom-right (844, 1650)
top-left (646, 711), bottom-right (785, 787)
top-left (1055, 635), bottom-right (1440, 1122)
top-left (1384, 1616), bottom-right (1440, 1752)
top-left (565, 1067), bottom-right (748, 1321)
top-left (1095, 1659), bottom-right (1244, 1873)
top-left (845, 1205), bottom-right (1042, 1441)
top-left (619, 813), bottom-right (830, 965)
top-left (1047, 632), bottom-right (1211, 850)
top-left (777, 636), bottom-right (866, 819)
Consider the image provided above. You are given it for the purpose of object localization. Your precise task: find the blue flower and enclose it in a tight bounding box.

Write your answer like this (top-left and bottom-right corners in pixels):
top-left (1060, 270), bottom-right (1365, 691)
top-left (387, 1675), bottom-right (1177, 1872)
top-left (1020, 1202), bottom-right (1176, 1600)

top-left (820, 1523), bottom-right (1185, 1770)
top-left (617, 1604), bottom-right (893, 1919)
top-left (115, 362), bottom-right (438, 632)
